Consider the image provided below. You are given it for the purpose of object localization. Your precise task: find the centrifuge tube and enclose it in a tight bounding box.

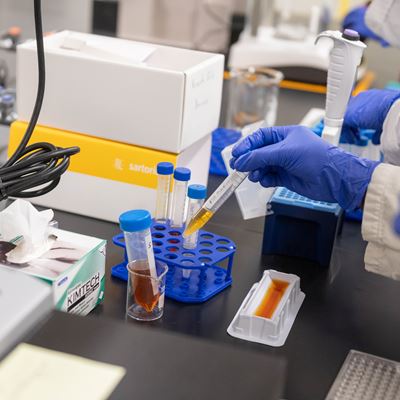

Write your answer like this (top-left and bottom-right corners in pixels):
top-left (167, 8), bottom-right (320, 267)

top-left (170, 167), bottom-right (191, 228)
top-left (183, 184), bottom-right (207, 250)
top-left (183, 170), bottom-right (248, 237)
top-left (154, 162), bottom-right (174, 223)
top-left (119, 209), bottom-right (158, 304)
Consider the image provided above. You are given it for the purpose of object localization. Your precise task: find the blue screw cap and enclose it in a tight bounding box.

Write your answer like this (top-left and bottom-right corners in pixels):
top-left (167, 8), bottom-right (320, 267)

top-left (174, 167), bottom-right (191, 181)
top-left (119, 209), bottom-right (152, 232)
top-left (157, 162), bottom-right (174, 175)
top-left (188, 184), bottom-right (207, 199)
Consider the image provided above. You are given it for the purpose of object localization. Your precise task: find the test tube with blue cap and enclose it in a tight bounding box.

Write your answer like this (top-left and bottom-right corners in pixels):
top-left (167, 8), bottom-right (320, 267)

top-left (170, 167), bottom-right (191, 228)
top-left (184, 184), bottom-right (207, 250)
top-left (155, 162), bottom-right (174, 224)
top-left (120, 210), bottom-right (166, 320)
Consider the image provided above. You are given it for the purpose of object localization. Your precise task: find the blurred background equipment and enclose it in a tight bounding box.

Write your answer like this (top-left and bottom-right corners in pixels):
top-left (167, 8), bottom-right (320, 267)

top-left (229, 0), bottom-right (344, 84)
top-left (118, 0), bottom-right (237, 53)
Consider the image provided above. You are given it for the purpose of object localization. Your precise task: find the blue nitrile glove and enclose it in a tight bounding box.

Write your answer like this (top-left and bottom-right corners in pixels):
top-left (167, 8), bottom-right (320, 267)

top-left (230, 126), bottom-right (380, 211)
top-left (395, 213), bottom-right (400, 236)
top-left (395, 198), bottom-right (400, 236)
top-left (342, 6), bottom-right (389, 47)
top-left (341, 89), bottom-right (400, 144)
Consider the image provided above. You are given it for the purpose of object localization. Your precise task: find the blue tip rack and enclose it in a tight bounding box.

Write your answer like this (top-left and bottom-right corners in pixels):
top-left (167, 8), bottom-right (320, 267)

top-left (112, 221), bottom-right (237, 303)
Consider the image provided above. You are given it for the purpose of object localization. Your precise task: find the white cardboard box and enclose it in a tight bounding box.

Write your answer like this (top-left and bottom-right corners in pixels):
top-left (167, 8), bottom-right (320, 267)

top-left (17, 30), bottom-right (224, 153)
top-left (9, 121), bottom-right (212, 223)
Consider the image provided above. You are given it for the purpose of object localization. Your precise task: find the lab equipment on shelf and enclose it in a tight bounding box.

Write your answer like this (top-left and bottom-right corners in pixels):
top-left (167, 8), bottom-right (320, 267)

top-left (184, 171), bottom-right (248, 237)
top-left (183, 184), bottom-right (207, 252)
top-left (154, 162), bottom-right (174, 224)
top-left (170, 167), bottom-right (191, 228)
top-left (0, 93), bottom-right (17, 126)
top-left (227, 270), bottom-right (305, 347)
top-left (112, 221), bottom-right (237, 303)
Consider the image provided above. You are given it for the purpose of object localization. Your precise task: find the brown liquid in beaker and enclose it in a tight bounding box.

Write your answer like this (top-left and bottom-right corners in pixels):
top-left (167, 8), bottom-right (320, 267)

top-left (254, 279), bottom-right (289, 319)
top-left (131, 262), bottom-right (160, 313)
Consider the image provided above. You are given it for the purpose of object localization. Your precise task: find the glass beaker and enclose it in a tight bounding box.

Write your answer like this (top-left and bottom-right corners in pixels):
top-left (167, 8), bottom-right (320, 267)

top-left (226, 67), bottom-right (283, 129)
top-left (126, 260), bottom-right (168, 321)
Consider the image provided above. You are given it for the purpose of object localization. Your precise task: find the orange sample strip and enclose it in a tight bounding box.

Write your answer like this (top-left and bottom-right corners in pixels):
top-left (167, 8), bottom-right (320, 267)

top-left (254, 280), bottom-right (289, 319)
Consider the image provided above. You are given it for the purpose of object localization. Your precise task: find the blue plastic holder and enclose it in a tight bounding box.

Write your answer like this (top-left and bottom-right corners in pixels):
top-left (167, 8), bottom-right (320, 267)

top-left (263, 187), bottom-right (343, 267)
top-left (210, 128), bottom-right (241, 176)
top-left (273, 187), bottom-right (341, 214)
top-left (112, 221), bottom-right (237, 303)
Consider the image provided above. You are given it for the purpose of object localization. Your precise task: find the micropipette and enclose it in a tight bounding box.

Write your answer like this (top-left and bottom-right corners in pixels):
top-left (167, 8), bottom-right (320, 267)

top-left (183, 171), bottom-right (248, 237)
top-left (315, 29), bottom-right (366, 146)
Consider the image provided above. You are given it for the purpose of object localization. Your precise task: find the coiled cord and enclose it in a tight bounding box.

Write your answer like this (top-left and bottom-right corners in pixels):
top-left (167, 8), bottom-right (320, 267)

top-left (0, 0), bottom-right (80, 201)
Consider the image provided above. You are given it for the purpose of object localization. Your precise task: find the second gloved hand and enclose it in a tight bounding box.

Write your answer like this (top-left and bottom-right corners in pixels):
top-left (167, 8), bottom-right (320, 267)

top-left (230, 126), bottom-right (380, 211)
top-left (342, 89), bottom-right (400, 144)
top-left (342, 6), bottom-right (389, 46)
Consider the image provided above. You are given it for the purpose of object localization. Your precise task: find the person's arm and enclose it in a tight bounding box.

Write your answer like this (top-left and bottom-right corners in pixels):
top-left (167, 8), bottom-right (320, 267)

top-left (381, 98), bottom-right (400, 166)
top-left (362, 164), bottom-right (400, 279)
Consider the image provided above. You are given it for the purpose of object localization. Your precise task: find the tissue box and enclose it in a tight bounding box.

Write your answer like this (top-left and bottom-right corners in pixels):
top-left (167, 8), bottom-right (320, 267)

top-left (16, 30), bottom-right (224, 153)
top-left (0, 229), bottom-right (106, 315)
top-left (8, 121), bottom-right (211, 222)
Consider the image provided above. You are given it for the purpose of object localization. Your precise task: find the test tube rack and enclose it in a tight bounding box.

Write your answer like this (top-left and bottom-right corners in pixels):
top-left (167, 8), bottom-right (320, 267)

top-left (111, 221), bottom-right (237, 303)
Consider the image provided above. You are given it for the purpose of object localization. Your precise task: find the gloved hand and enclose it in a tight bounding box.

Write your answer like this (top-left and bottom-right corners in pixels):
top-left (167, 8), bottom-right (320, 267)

top-left (395, 213), bottom-right (400, 236)
top-left (341, 89), bottom-right (400, 144)
top-left (230, 126), bottom-right (380, 211)
top-left (342, 6), bottom-right (389, 47)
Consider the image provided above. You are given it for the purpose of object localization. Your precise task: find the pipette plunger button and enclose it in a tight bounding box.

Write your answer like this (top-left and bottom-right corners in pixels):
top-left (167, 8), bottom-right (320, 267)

top-left (342, 29), bottom-right (360, 41)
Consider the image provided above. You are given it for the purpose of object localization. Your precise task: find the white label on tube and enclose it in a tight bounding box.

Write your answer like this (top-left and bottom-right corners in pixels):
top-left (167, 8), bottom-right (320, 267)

top-left (145, 231), bottom-right (157, 279)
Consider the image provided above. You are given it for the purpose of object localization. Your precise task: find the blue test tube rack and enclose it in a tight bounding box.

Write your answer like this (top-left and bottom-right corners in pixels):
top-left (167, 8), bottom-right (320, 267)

top-left (111, 221), bottom-right (237, 303)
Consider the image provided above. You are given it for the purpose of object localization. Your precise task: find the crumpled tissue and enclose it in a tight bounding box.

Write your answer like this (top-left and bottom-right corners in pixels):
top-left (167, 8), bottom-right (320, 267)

top-left (0, 199), bottom-right (55, 264)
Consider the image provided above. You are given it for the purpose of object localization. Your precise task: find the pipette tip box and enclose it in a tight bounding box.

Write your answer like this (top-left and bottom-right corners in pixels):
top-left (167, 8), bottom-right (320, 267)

top-left (263, 187), bottom-right (343, 267)
top-left (112, 221), bottom-right (236, 303)
top-left (227, 270), bottom-right (305, 347)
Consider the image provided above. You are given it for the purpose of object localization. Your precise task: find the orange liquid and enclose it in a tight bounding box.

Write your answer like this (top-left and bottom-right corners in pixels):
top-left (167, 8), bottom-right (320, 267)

top-left (130, 266), bottom-right (160, 313)
top-left (254, 279), bottom-right (289, 319)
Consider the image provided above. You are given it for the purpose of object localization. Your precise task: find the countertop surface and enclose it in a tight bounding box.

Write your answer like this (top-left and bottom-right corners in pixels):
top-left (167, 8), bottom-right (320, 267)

top-left (17, 89), bottom-right (400, 399)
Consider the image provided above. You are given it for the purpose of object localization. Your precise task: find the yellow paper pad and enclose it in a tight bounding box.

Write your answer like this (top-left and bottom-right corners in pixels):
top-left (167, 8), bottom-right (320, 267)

top-left (0, 343), bottom-right (126, 400)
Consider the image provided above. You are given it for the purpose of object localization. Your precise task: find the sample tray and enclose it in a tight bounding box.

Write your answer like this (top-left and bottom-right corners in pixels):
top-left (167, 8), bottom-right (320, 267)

top-left (326, 350), bottom-right (400, 400)
top-left (227, 270), bottom-right (305, 347)
top-left (112, 222), bottom-right (237, 303)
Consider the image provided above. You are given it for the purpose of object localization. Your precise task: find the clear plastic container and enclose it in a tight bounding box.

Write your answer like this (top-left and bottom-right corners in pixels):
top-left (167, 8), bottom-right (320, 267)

top-left (126, 260), bottom-right (168, 321)
top-left (170, 167), bottom-right (191, 228)
top-left (183, 185), bottom-right (207, 253)
top-left (226, 67), bottom-right (283, 129)
top-left (154, 162), bottom-right (174, 224)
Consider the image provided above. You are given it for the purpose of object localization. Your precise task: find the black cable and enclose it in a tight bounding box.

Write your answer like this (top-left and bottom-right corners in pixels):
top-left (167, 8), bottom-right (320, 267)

top-left (0, 0), bottom-right (79, 201)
